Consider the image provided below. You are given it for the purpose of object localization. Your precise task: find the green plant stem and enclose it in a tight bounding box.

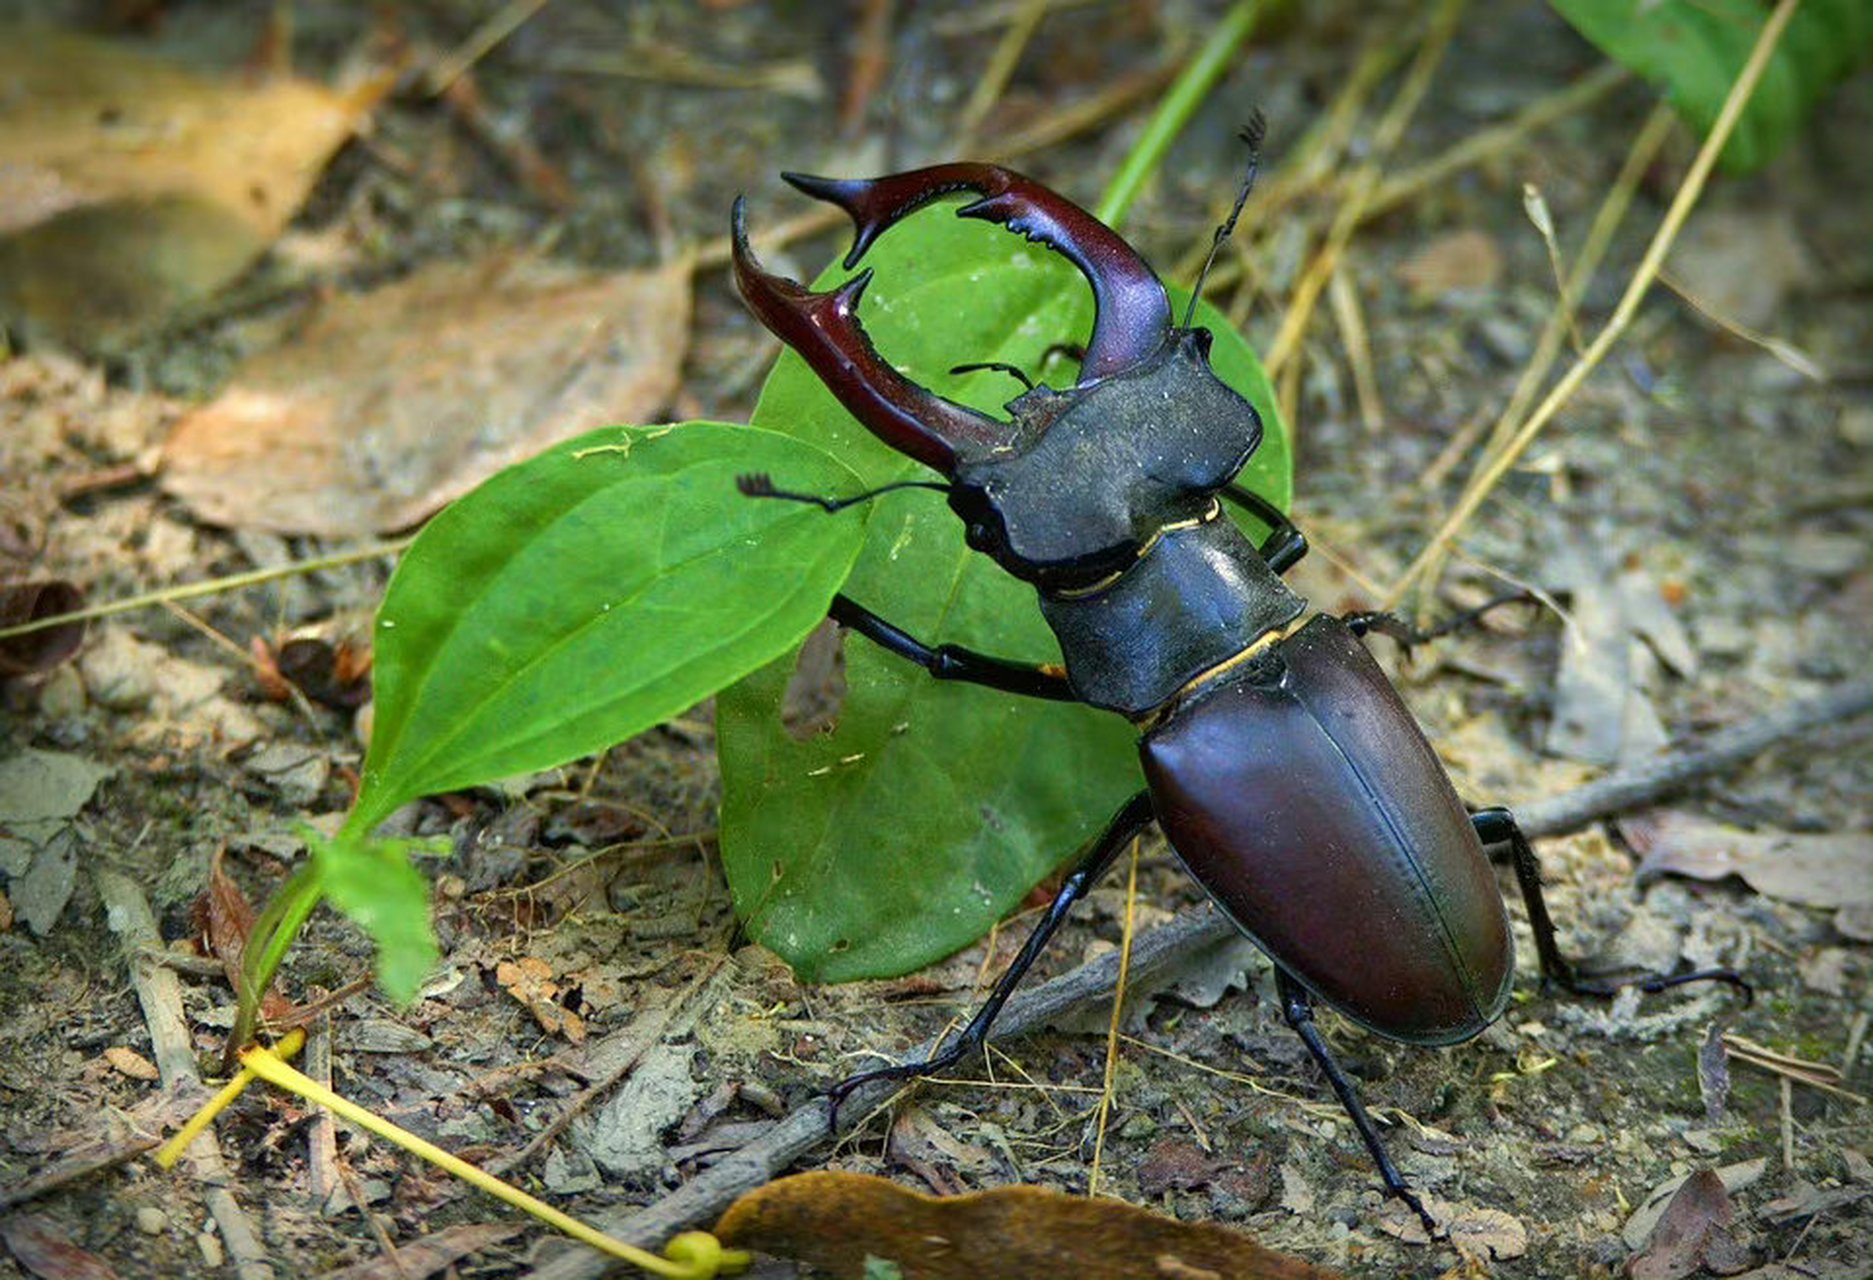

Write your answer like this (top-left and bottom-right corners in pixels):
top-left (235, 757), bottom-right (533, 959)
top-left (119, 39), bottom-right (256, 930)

top-left (0, 538), bottom-right (412, 641)
top-left (1093, 0), bottom-right (1263, 229)
top-left (225, 861), bottom-right (325, 1068)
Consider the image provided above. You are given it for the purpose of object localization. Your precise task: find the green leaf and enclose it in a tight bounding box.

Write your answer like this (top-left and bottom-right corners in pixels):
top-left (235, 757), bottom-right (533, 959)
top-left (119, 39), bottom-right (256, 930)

top-left (309, 827), bottom-right (450, 1002)
top-left (718, 201), bottom-right (1290, 982)
top-left (356, 422), bottom-right (868, 832)
top-left (1551, 0), bottom-right (1873, 173)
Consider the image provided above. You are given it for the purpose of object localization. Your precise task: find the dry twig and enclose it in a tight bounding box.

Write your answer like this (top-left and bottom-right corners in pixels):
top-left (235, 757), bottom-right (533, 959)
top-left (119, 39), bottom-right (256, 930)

top-left (1388, 0), bottom-right (1803, 606)
top-left (99, 872), bottom-right (275, 1280)
top-left (521, 676), bottom-right (1873, 1280)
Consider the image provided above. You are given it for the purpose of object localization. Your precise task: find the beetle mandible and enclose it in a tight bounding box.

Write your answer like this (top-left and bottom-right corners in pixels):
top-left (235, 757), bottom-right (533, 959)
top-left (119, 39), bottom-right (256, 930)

top-left (728, 127), bottom-right (1742, 1231)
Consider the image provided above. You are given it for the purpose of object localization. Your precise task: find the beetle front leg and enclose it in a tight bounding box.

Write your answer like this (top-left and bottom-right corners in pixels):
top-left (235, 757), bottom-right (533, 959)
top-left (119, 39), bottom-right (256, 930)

top-left (831, 594), bottom-right (1078, 702)
top-left (1471, 807), bottom-right (1750, 1000)
top-left (826, 792), bottom-right (1155, 1123)
top-left (1277, 970), bottom-right (1439, 1236)
top-left (1221, 484), bottom-right (1308, 573)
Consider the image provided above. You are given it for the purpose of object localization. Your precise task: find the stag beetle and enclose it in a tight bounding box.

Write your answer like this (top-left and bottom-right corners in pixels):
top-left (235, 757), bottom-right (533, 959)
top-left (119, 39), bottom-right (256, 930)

top-left (728, 128), bottom-right (1742, 1231)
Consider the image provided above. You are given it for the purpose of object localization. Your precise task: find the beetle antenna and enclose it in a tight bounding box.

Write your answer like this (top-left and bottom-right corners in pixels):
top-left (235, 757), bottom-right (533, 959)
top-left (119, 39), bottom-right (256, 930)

top-left (1182, 111), bottom-right (1266, 331)
top-left (950, 360), bottom-right (1036, 392)
top-left (737, 472), bottom-right (949, 513)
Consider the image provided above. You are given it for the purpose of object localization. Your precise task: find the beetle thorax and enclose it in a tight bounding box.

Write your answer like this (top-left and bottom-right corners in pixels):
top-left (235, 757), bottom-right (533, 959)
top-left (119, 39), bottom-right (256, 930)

top-left (946, 329), bottom-right (1264, 592)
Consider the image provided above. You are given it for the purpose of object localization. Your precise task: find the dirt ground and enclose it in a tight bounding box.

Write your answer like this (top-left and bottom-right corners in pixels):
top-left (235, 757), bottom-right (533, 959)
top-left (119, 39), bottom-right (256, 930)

top-left (1, 3), bottom-right (1869, 1279)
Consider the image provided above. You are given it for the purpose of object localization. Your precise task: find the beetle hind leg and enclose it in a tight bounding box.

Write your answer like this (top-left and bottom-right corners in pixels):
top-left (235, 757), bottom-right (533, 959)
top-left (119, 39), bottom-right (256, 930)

top-left (1472, 807), bottom-right (1751, 1002)
top-left (825, 792), bottom-right (1155, 1126)
top-left (1277, 971), bottom-right (1441, 1237)
top-left (1342, 591), bottom-right (1539, 659)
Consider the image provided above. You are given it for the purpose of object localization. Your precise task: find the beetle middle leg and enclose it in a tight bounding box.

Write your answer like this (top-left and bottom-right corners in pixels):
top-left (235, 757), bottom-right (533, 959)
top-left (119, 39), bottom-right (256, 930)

top-left (828, 593), bottom-right (1078, 701)
top-left (826, 791), bottom-right (1156, 1121)
top-left (1472, 807), bottom-right (1750, 999)
top-left (1277, 970), bottom-right (1440, 1236)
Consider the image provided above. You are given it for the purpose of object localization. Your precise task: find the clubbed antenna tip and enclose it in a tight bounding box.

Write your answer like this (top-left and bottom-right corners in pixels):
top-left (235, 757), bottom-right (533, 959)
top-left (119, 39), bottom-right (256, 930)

top-left (1183, 113), bottom-right (1269, 330)
top-left (1239, 109), bottom-right (1267, 153)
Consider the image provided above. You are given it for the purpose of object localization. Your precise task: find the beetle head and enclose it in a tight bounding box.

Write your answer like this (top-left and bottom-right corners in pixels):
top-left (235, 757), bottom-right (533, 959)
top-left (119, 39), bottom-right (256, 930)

top-left (732, 163), bottom-right (1262, 592)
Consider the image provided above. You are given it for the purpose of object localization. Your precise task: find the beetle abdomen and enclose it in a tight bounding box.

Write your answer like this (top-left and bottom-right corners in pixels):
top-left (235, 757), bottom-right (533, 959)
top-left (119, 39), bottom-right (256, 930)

top-left (1140, 615), bottom-right (1513, 1045)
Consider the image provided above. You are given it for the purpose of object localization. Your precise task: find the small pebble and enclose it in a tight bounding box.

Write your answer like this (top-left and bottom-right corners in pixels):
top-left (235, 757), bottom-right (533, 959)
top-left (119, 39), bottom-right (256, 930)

top-left (197, 1231), bottom-right (224, 1268)
top-left (135, 1206), bottom-right (167, 1235)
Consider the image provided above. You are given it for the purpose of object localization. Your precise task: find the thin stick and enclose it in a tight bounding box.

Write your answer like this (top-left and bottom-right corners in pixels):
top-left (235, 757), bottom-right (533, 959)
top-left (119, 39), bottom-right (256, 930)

top-left (425, 0), bottom-right (551, 96)
top-left (1405, 104), bottom-right (1677, 596)
top-left (1328, 269), bottom-right (1384, 433)
top-left (1087, 838), bottom-right (1141, 1197)
top-left (235, 1045), bottom-right (741, 1278)
top-left (100, 873), bottom-right (276, 1280)
top-left (1192, 59), bottom-right (1626, 302)
top-left (1170, 35), bottom-right (1404, 286)
top-left (1262, 0), bottom-right (1465, 378)
top-left (1363, 62), bottom-right (1629, 221)
top-left (692, 62), bottom-right (1177, 273)
top-left (1483, 102), bottom-right (1677, 464)
top-left (955, 0), bottom-right (1051, 147)
top-left (1094, 0), bottom-right (1264, 227)
top-left (1658, 266), bottom-right (1826, 381)
top-left (519, 675), bottom-right (1873, 1280)
top-left (0, 539), bottom-right (411, 641)
top-left (486, 956), bottom-right (726, 1176)
top-left (1388, 0), bottom-right (1802, 605)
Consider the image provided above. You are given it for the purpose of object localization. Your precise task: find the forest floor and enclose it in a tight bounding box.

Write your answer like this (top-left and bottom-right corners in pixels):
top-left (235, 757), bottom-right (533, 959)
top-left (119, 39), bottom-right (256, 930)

top-left (1, 3), bottom-right (1868, 1279)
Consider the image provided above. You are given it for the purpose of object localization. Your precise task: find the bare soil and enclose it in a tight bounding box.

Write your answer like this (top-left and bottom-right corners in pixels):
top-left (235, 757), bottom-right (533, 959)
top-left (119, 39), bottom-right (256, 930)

top-left (1, 3), bottom-right (1868, 1279)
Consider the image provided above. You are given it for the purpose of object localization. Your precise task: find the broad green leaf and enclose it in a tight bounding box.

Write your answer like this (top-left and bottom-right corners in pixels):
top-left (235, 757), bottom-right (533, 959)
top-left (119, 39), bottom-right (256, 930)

top-left (719, 200), bottom-right (1290, 982)
top-left (309, 828), bottom-right (451, 1001)
top-left (356, 422), bottom-right (867, 832)
top-left (1551, 0), bottom-right (1873, 173)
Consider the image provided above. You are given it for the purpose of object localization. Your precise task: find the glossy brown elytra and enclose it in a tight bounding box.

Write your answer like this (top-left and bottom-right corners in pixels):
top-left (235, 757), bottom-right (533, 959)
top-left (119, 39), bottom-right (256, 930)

top-left (729, 125), bottom-right (1745, 1232)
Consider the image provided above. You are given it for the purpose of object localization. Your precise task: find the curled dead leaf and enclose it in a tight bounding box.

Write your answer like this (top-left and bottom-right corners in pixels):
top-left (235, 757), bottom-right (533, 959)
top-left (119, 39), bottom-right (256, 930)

top-left (0, 27), bottom-right (385, 352)
top-left (1623, 812), bottom-right (1873, 910)
top-left (0, 580), bottom-right (84, 677)
top-left (1627, 1168), bottom-right (1750, 1280)
top-left (713, 1171), bottom-right (1347, 1280)
top-left (161, 255), bottom-right (693, 536)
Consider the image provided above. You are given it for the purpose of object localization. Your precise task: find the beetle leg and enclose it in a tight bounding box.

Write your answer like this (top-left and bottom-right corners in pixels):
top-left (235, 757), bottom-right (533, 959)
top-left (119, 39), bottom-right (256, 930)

top-left (782, 166), bottom-right (1171, 382)
top-left (1472, 807), bottom-right (1751, 1001)
top-left (1342, 592), bottom-right (1540, 660)
top-left (1277, 970), bottom-right (1441, 1237)
top-left (732, 198), bottom-right (1006, 474)
top-left (831, 593), bottom-right (1078, 702)
top-left (826, 792), bottom-right (1155, 1125)
top-left (1221, 484), bottom-right (1309, 573)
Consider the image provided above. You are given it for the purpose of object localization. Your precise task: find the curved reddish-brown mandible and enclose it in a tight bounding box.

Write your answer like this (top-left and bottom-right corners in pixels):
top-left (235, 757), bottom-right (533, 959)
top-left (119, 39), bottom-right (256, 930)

top-left (732, 198), bottom-right (1006, 475)
top-left (784, 166), bottom-right (1172, 383)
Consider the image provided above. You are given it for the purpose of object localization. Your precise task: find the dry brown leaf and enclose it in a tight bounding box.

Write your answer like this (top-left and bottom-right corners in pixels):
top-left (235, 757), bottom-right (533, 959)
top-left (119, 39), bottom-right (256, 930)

top-left (1395, 229), bottom-right (1503, 298)
top-left (0, 1212), bottom-right (120, 1280)
top-left (0, 581), bottom-right (85, 677)
top-left (0, 27), bottom-right (383, 351)
top-left (195, 849), bottom-right (256, 983)
top-left (713, 1171), bottom-right (1348, 1280)
top-left (1628, 1168), bottom-right (1750, 1280)
top-left (1624, 812), bottom-right (1873, 910)
top-left (315, 1223), bottom-right (523, 1280)
top-left (494, 957), bottom-right (587, 1044)
top-left (161, 255), bottom-right (693, 536)
top-left (100, 1047), bottom-right (159, 1082)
